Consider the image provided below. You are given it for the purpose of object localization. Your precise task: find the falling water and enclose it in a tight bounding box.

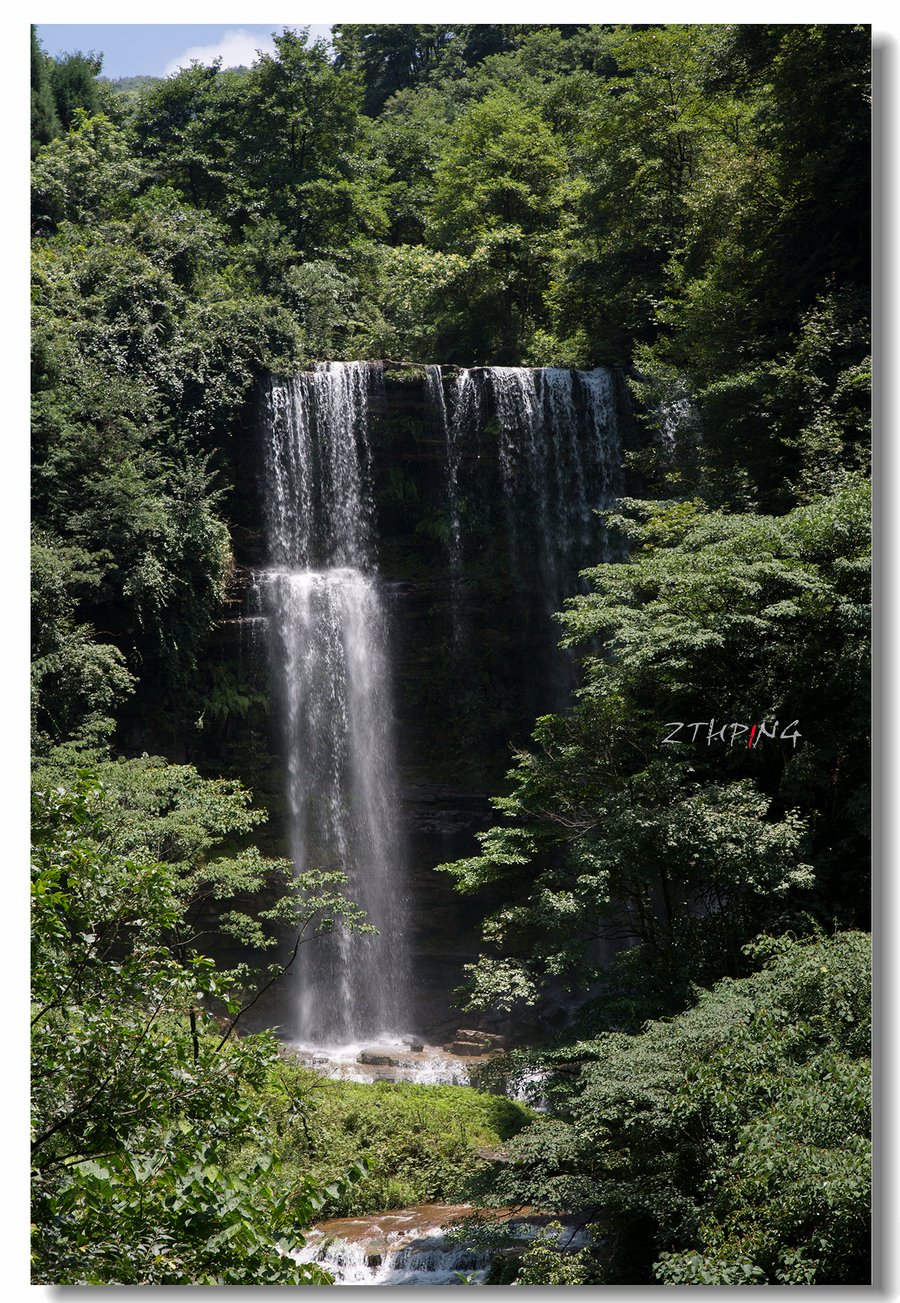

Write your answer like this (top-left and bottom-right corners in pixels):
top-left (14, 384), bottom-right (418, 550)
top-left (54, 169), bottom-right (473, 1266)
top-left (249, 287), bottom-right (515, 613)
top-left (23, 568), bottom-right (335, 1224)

top-left (259, 362), bottom-right (408, 1045)
top-left (438, 366), bottom-right (622, 712)
top-left (257, 362), bottom-right (621, 1046)
top-left (425, 366), bottom-right (458, 616)
top-left (430, 366), bottom-right (485, 648)
top-left (489, 366), bottom-right (622, 617)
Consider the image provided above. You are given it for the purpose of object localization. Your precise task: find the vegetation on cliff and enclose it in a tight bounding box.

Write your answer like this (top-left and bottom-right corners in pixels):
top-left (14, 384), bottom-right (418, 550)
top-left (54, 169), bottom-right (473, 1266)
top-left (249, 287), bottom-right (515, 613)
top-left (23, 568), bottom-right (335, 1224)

top-left (440, 480), bottom-right (870, 1021)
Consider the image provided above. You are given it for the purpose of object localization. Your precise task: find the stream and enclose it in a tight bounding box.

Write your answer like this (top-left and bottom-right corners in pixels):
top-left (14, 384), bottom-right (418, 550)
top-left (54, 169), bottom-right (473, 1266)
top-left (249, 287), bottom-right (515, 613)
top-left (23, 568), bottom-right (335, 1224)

top-left (291, 1204), bottom-right (592, 1286)
top-left (281, 1044), bottom-right (564, 1284)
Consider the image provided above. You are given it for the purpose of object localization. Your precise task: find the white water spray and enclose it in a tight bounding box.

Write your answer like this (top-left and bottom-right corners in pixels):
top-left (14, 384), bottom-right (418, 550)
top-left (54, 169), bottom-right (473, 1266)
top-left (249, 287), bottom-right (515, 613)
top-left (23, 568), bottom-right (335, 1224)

top-left (259, 363), bottom-right (408, 1044)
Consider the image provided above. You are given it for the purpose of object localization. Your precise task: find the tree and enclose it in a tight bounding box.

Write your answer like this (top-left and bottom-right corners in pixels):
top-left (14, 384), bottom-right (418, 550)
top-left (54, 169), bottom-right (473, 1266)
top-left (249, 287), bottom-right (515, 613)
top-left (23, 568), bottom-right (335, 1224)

top-left (332, 25), bottom-right (537, 117)
top-left (31, 168), bottom-right (306, 744)
top-left (368, 85), bottom-right (453, 246)
top-left (542, 25), bottom-right (743, 364)
top-left (30, 28), bottom-right (104, 154)
top-left (50, 48), bottom-right (104, 129)
top-left (620, 24), bottom-right (870, 512)
top-left (425, 89), bottom-right (578, 360)
top-left (236, 30), bottom-right (386, 252)
top-left (31, 532), bottom-right (135, 750)
top-left (32, 110), bottom-right (149, 231)
top-left (332, 24), bottom-right (458, 116)
top-left (479, 930), bottom-right (869, 1284)
top-left (130, 31), bottom-right (384, 256)
top-left (31, 26), bottom-right (61, 157)
top-left (128, 60), bottom-right (236, 213)
top-left (654, 288), bottom-right (871, 512)
top-left (736, 24), bottom-right (870, 324)
top-left (439, 480), bottom-right (870, 1014)
top-left (31, 774), bottom-right (370, 1283)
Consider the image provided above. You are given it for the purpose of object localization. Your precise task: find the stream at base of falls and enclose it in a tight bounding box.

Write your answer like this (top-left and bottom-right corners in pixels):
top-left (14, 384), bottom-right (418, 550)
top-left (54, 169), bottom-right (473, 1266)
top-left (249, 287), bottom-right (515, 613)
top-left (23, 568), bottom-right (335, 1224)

top-left (285, 1038), bottom-right (497, 1087)
top-left (291, 1204), bottom-right (593, 1286)
top-left (281, 1042), bottom-right (560, 1284)
top-left (282, 1036), bottom-right (547, 1101)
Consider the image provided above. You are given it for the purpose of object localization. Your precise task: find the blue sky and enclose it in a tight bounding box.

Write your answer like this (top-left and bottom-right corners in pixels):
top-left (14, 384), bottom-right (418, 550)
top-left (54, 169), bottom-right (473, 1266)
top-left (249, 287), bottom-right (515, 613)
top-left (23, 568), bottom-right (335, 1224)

top-left (33, 9), bottom-right (900, 83)
top-left (36, 23), bottom-right (334, 80)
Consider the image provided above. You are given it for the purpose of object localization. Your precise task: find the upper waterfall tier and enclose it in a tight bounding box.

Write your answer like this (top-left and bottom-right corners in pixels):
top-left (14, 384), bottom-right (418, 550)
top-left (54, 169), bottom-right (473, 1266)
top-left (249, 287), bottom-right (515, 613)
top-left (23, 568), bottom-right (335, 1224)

top-left (258, 360), bottom-right (624, 580)
top-left (445, 365), bottom-right (623, 611)
top-left (259, 361), bottom-right (383, 571)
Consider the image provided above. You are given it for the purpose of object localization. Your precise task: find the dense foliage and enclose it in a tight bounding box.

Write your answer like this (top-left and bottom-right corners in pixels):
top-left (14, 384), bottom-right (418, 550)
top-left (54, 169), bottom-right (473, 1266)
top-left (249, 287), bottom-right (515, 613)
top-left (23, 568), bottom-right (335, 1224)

top-left (439, 479), bottom-right (870, 1018)
top-left (471, 930), bottom-right (870, 1285)
top-left (238, 1071), bottom-right (534, 1217)
top-left (31, 775), bottom-right (369, 1283)
top-left (31, 22), bottom-right (869, 1286)
top-left (31, 22), bottom-right (869, 752)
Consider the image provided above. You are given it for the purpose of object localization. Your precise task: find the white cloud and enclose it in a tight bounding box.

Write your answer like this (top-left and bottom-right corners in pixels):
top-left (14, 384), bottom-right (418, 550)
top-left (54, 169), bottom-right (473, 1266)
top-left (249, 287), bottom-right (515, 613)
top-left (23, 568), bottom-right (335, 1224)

top-left (163, 29), bottom-right (277, 76)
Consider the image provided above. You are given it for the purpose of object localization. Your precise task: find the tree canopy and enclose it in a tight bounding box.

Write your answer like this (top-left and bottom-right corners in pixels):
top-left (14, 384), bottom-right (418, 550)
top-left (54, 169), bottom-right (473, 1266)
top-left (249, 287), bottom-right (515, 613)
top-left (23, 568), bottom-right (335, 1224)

top-left (31, 772), bottom-right (371, 1284)
top-left (439, 481), bottom-right (870, 1016)
top-left (475, 930), bottom-right (870, 1285)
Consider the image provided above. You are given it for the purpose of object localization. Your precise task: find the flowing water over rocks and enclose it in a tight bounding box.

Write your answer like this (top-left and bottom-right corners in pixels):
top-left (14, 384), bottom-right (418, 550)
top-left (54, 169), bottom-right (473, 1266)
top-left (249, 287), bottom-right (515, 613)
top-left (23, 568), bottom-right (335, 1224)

top-left (292, 1204), bottom-right (593, 1286)
top-left (283, 1037), bottom-right (507, 1087)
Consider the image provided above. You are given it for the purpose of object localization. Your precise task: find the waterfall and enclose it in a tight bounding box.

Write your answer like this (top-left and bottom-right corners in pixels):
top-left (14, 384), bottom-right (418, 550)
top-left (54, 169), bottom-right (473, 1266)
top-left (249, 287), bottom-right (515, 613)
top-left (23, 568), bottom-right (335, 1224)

top-left (256, 361), bottom-right (622, 1046)
top-left (259, 361), bottom-right (409, 1045)
top-left (490, 366), bottom-right (621, 617)
top-left (437, 365), bottom-right (622, 713)
top-left (431, 366), bottom-right (485, 648)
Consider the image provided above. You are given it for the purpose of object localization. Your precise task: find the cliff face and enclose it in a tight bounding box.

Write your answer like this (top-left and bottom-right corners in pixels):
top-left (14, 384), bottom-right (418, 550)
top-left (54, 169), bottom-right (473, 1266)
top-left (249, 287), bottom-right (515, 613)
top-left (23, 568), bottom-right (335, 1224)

top-left (192, 362), bottom-right (638, 1038)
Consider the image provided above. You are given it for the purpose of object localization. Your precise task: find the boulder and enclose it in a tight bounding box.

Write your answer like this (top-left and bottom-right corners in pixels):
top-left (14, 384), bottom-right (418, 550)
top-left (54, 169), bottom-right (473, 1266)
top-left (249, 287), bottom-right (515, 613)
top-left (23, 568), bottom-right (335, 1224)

top-left (456, 1028), bottom-right (505, 1048)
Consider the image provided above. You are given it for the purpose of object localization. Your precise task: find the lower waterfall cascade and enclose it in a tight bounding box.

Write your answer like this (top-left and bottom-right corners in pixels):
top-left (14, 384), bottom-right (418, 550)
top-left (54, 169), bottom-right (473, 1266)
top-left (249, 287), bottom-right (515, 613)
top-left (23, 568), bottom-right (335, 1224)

top-left (290, 1205), bottom-right (595, 1286)
top-left (257, 361), bottom-right (623, 1052)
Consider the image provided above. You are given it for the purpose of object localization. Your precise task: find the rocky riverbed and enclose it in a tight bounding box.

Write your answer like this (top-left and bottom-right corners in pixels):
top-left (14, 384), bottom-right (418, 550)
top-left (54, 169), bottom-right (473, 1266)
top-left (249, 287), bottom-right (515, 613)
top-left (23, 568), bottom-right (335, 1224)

top-left (281, 1031), bottom-right (506, 1087)
top-left (292, 1203), bottom-right (593, 1285)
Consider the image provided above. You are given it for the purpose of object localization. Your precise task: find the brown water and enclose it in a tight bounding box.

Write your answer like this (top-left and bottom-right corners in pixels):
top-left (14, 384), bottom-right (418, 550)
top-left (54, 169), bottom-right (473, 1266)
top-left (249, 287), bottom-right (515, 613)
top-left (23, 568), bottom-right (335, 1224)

top-left (292, 1203), bottom-right (591, 1286)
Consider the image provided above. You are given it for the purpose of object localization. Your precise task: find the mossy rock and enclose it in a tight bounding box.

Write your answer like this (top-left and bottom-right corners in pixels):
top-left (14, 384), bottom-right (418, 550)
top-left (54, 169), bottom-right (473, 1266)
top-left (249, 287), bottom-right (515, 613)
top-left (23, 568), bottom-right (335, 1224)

top-left (383, 365), bottom-right (429, 385)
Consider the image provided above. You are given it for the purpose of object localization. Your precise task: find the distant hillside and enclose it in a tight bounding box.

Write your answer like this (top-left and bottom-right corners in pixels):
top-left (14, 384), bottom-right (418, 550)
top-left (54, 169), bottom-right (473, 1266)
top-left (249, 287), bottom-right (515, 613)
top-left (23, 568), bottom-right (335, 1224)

top-left (102, 68), bottom-right (252, 97)
top-left (101, 74), bottom-right (161, 96)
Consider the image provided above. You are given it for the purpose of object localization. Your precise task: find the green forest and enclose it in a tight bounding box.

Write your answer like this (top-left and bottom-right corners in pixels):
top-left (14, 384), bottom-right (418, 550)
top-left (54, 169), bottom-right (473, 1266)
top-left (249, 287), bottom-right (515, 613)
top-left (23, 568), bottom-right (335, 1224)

top-left (31, 23), bottom-right (870, 1286)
